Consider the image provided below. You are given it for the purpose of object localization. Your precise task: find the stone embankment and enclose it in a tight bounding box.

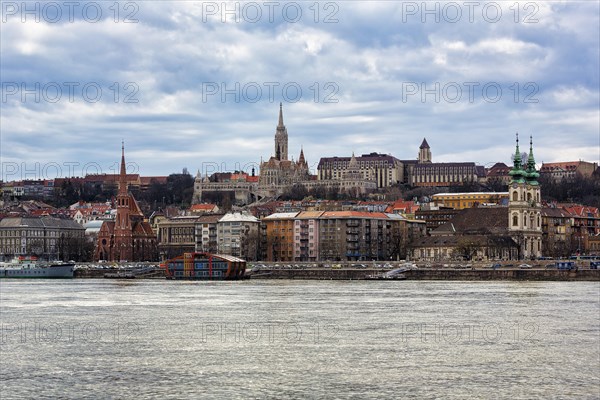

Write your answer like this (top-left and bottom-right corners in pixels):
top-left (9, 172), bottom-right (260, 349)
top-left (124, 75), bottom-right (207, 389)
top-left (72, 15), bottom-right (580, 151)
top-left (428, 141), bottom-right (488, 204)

top-left (251, 268), bottom-right (599, 281)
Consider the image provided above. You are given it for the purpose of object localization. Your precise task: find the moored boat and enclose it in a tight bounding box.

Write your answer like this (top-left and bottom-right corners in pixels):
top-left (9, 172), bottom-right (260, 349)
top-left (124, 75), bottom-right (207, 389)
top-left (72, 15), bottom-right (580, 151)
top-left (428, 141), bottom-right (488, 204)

top-left (0, 256), bottom-right (74, 279)
top-left (164, 252), bottom-right (247, 280)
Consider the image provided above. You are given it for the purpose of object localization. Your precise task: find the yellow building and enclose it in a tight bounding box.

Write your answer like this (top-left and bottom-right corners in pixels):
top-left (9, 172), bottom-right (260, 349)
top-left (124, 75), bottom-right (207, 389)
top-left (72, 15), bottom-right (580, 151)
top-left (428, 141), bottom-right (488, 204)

top-left (263, 212), bottom-right (298, 261)
top-left (431, 192), bottom-right (508, 210)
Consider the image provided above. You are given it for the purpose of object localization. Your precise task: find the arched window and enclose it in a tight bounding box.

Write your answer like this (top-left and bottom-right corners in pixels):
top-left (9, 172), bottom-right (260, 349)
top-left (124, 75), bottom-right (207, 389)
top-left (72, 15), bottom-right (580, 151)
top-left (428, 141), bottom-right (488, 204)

top-left (527, 192), bottom-right (532, 202)
top-left (512, 215), bottom-right (518, 226)
top-left (523, 214), bottom-right (527, 227)
top-left (512, 191), bottom-right (519, 201)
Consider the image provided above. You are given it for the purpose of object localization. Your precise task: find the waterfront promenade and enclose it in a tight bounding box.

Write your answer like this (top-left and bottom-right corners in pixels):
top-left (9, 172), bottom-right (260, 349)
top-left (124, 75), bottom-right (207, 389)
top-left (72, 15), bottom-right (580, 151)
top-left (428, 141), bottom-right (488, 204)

top-left (73, 261), bottom-right (600, 281)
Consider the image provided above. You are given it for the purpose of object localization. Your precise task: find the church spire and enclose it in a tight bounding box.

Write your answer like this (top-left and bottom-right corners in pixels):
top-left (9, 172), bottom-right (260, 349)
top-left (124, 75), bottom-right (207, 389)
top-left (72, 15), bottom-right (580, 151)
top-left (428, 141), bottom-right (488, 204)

top-left (274, 103), bottom-right (288, 161)
top-left (509, 133), bottom-right (526, 184)
top-left (298, 146), bottom-right (306, 165)
top-left (525, 135), bottom-right (540, 185)
top-left (119, 141), bottom-right (127, 194)
top-left (278, 102), bottom-right (284, 127)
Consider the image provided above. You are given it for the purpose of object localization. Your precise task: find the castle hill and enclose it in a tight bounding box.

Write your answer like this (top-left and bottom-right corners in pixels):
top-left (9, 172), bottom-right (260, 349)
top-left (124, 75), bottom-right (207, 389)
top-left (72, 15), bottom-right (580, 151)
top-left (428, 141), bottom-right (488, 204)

top-left (1, 105), bottom-right (598, 280)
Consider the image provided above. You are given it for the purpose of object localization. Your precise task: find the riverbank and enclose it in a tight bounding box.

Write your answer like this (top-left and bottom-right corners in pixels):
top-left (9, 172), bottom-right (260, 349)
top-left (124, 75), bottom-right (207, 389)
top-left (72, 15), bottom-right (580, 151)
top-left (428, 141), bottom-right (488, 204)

top-left (74, 267), bottom-right (600, 281)
top-left (251, 268), bottom-right (599, 281)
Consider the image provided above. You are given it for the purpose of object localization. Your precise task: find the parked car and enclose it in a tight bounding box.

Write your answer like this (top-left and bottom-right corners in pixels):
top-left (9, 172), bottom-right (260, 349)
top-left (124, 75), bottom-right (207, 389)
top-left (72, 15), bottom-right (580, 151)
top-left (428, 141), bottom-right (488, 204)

top-left (518, 264), bottom-right (532, 269)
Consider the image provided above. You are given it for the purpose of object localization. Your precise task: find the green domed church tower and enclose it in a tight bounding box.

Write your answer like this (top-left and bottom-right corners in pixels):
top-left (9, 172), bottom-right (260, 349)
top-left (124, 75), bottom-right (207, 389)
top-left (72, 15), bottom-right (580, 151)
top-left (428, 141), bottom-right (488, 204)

top-left (508, 134), bottom-right (542, 259)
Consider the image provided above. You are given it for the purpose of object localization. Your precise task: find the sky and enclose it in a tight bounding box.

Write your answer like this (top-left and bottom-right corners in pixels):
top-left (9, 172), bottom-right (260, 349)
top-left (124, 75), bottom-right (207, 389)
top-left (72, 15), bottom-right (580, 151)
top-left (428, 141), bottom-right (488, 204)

top-left (1, 0), bottom-right (599, 181)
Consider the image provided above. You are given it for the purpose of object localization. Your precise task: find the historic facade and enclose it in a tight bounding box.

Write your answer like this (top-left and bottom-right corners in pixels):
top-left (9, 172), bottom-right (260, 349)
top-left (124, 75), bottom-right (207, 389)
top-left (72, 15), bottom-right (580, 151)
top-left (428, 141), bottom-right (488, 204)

top-left (418, 138), bottom-right (432, 163)
top-left (95, 145), bottom-right (157, 261)
top-left (193, 104), bottom-right (376, 205)
top-left (317, 152), bottom-right (403, 188)
top-left (507, 135), bottom-right (542, 259)
top-left (259, 103), bottom-right (311, 190)
top-left (410, 135), bottom-right (543, 261)
top-left (408, 138), bottom-right (486, 187)
top-left (0, 216), bottom-right (85, 261)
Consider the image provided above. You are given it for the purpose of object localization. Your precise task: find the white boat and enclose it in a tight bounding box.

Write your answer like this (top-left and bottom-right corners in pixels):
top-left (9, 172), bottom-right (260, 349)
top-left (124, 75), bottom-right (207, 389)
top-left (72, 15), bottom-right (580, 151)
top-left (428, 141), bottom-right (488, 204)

top-left (0, 256), bottom-right (74, 279)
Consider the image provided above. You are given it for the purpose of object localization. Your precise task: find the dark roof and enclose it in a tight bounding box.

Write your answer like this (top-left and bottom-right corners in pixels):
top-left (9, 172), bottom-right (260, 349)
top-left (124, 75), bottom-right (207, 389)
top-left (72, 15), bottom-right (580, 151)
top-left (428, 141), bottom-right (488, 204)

top-left (399, 159), bottom-right (419, 165)
top-left (413, 162), bottom-right (477, 170)
top-left (433, 207), bottom-right (509, 235)
top-left (487, 163), bottom-right (510, 177)
top-left (318, 154), bottom-right (400, 168)
top-left (0, 216), bottom-right (84, 230)
top-left (541, 207), bottom-right (571, 218)
top-left (420, 138), bottom-right (430, 149)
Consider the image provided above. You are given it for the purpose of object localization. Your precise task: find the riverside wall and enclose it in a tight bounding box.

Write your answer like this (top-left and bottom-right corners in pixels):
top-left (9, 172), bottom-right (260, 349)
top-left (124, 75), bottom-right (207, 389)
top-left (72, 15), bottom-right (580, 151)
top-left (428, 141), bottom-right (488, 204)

top-left (74, 267), bottom-right (600, 281)
top-left (252, 268), bottom-right (600, 281)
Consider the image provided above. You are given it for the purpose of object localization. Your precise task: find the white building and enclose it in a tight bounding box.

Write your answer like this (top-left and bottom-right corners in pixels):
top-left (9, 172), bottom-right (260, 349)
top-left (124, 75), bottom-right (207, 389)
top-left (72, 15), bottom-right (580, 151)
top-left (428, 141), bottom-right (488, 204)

top-left (217, 212), bottom-right (260, 259)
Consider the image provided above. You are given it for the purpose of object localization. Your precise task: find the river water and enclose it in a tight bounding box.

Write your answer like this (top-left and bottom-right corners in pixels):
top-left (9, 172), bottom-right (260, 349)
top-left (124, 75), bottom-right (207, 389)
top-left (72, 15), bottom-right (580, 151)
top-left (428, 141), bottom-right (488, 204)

top-left (0, 280), bottom-right (598, 399)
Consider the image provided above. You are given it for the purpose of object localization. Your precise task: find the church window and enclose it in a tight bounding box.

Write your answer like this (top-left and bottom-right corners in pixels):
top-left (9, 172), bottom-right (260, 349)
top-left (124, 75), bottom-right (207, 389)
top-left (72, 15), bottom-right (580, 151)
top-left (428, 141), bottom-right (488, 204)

top-left (512, 215), bottom-right (518, 226)
top-left (512, 191), bottom-right (519, 201)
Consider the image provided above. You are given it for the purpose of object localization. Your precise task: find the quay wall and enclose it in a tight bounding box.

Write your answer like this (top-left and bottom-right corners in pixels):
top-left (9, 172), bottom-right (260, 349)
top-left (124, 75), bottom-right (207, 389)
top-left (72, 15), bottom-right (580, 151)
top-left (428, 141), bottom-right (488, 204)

top-left (74, 267), bottom-right (600, 281)
top-left (252, 268), bottom-right (600, 281)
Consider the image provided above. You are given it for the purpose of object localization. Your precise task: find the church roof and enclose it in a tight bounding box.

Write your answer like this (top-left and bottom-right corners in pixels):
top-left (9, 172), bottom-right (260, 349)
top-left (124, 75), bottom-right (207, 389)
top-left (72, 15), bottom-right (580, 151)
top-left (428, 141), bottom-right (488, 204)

top-left (420, 138), bottom-right (430, 149)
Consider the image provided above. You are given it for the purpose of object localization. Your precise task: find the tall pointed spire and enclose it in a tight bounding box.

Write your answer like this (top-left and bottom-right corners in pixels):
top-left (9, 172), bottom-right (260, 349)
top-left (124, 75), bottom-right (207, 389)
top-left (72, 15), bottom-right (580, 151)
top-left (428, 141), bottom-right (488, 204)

top-left (274, 103), bottom-right (288, 161)
top-left (298, 146), bottom-right (306, 165)
top-left (514, 133), bottom-right (522, 166)
top-left (509, 133), bottom-right (525, 183)
top-left (119, 141), bottom-right (127, 193)
top-left (525, 135), bottom-right (540, 185)
top-left (278, 102), bottom-right (284, 127)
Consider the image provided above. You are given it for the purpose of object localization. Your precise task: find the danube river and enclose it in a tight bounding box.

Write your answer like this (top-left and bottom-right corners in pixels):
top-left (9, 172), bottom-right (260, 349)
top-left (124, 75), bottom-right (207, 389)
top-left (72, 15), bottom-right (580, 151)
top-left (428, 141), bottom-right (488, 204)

top-left (1, 280), bottom-right (598, 399)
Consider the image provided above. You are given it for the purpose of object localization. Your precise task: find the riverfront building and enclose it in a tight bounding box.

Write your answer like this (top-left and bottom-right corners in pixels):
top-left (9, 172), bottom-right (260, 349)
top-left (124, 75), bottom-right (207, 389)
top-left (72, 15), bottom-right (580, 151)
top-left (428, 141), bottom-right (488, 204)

top-left (0, 216), bottom-right (85, 261)
top-left (410, 135), bottom-right (543, 261)
top-left (262, 211), bottom-right (425, 262)
top-left (431, 192), bottom-right (509, 210)
top-left (94, 145), bottom-right (157, 262)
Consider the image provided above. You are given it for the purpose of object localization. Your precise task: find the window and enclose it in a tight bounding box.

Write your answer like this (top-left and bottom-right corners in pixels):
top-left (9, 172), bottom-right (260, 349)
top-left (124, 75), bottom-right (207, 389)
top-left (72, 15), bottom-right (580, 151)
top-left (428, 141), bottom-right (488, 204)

top-left (513, 215), bottom-right (518, 226)
top-left (512, 191), bottom-right (519, 201)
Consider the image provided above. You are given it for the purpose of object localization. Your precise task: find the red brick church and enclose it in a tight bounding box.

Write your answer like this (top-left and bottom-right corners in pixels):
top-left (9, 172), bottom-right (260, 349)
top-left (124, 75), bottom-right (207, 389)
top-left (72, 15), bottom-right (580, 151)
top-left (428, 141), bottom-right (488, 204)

top-left (95, 144), bottom-right (157, 261)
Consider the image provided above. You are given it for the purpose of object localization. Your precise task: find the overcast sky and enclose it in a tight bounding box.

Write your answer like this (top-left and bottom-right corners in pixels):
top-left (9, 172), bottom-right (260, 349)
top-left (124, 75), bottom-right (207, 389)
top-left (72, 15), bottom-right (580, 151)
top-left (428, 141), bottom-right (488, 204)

top-left (1, 1), bottom-right (598, 180)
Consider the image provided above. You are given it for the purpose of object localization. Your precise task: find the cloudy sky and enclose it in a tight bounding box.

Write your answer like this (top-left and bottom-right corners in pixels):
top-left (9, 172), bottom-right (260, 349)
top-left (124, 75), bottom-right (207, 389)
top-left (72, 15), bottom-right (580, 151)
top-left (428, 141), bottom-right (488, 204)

top-left (1, 0), bottom-right (598, 180)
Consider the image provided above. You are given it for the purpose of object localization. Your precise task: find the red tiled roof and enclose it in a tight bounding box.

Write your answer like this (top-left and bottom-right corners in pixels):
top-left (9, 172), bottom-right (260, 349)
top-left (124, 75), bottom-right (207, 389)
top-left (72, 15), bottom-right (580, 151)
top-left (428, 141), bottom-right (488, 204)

top-left (320, 211), bottom-right (389, 219)
top-left (540, 162), bottom-right (581, 172)
top-left (140, 176), bottom-right (168, 185)
top-left (190, 204), bottom-right (217, 211)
